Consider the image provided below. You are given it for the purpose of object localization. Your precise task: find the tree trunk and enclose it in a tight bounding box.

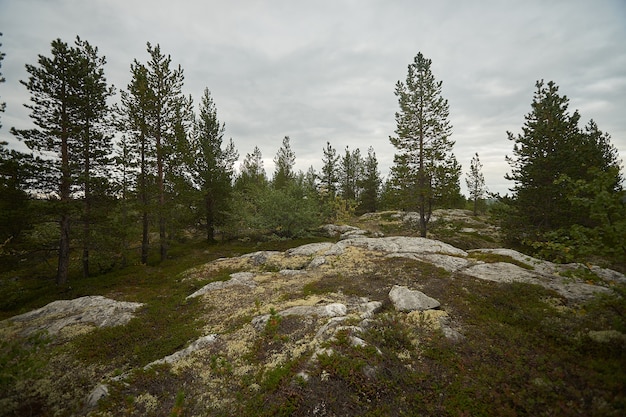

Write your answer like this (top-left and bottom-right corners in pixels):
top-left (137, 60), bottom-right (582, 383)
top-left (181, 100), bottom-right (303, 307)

top-left (58, 96), bottom-right (71, 286)
top-left (140, 133), bottom-right (149, 265)
top-left (82, 119), bottom-right (91, 278)
top-left (205, 193), bottom-right (215, 242)
top-left (156, 125), bottom-right (167, 261)
top-left (58, 213), bottom-right (71, 285)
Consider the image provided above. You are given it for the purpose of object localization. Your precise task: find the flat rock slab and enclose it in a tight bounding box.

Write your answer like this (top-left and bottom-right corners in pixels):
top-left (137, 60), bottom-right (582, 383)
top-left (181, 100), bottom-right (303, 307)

top-left (327, 236), bottom-right (467, 257)
top-left (3, 295), bottom-right (144, 337)
top-left (389, 285), bottom-right (441, 312)
top-left (187, 272), bottom-right (257, 298)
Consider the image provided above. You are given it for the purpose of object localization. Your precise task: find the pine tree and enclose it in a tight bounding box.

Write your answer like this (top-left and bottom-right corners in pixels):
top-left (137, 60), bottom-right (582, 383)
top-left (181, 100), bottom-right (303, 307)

top-left (357, 146), bottom-right (381, 214)
top-left (73, 37), bottom-right (114, 277)
top-left (0, 33), bottom-right (5, 127)
top-left (389, 52), bottom-right (458, 236)
top-left (118, 43), bottom-right (188, 262)
top-left (319, 141), bottom-right (339, 199)
top-left (11, 38), bottom-right (113, 284)
top-left (339, 146), bottom-right (362, 202)
top-left (237, 146), bottom-right (267, 190)
top-left (190, 88), bottom-right (238, 242)
top-left (272, 136), bottom-right (295, 189)
top-left (118, 61), bottom-right (154, 264)
top-left (504, 80), bottom-right (623, 247)
top-left (145, 43), bottom-right (186, 261)
top-left (466, 153), bottom-right (487, 215)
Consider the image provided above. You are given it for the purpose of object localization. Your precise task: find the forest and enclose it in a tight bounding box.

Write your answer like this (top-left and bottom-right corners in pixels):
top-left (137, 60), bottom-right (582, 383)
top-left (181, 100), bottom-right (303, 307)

top-left (0, 36), bottom-right (624, 287)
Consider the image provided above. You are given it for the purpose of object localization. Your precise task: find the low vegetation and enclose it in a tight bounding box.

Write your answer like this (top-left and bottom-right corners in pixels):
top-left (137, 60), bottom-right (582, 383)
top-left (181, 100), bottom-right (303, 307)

top-left (1, 214), bottom-right (625, 416)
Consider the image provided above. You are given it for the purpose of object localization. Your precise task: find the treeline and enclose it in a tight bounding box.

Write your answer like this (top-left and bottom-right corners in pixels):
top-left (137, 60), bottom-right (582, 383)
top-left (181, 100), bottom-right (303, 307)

top-left (0, 37), bottom-right (624, 285)
top-left (0, 38), bottom-right (402, 285)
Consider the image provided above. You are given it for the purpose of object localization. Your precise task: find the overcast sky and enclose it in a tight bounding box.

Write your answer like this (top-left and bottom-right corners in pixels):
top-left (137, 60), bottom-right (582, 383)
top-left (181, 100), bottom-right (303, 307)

top-left (1, 0), bottom-right (625, 195)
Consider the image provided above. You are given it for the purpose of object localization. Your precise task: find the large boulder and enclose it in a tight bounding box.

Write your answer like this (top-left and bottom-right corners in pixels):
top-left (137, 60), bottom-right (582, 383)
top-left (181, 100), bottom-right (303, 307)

top-left (389, 285), bottom-right (441, 312)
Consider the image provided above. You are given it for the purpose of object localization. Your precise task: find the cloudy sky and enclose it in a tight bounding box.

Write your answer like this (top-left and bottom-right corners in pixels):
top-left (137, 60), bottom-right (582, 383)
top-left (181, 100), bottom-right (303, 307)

top-left (1, 0), bottom-right (625, 195)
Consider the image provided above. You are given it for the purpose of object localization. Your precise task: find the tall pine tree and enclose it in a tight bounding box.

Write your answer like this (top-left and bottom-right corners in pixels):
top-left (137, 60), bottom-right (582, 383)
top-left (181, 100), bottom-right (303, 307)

top-left (12, 37), bottom-right (113, 284)
top-left (389, 52), bottom-right (459, 236)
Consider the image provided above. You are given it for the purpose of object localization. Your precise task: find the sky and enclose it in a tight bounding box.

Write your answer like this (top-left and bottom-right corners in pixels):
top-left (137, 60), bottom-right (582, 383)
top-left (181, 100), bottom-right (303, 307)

top-left (1, 0), bottom-right (625, 195)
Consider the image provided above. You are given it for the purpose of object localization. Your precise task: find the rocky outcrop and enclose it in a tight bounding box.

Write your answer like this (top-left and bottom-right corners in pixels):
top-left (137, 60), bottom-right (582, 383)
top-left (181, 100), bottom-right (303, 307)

top-left (2, 295), bottom-right (144, 337)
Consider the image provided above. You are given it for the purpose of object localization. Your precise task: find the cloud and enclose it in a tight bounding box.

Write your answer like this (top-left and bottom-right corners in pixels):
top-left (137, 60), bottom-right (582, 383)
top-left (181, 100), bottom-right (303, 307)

top-left (1, 0), bottom-right (625, 195)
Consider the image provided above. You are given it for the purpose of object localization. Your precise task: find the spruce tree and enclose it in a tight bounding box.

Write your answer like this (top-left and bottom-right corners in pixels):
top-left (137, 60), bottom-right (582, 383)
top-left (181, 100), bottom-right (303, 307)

top-left (389, 52), bottom-right (458, 236)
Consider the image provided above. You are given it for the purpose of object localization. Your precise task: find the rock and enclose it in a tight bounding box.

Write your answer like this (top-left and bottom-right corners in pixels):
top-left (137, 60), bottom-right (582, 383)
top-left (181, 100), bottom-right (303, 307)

top-left (287, 242), bottom-right (334, 256)
top-left (187, 272), bottom-right (256, 298)
top-left (241, 251), bottom-right (281, 265)
top-left (587, 330), bottom-right (626, 344)
top-left (4, 295), bottom-right (144, 337)
top-left (387, 252), bottom-right (470, 272)
top-left (279, 269), bottom-right (307, 277)
top-left (84, 383), bottom-right (109, 409)
top-left (389, 285), bottom-right (440, 312)
top-left (252, 303), bottom-right (348, 331)
top-left (146, 334), bottom-right (218, 367)
top-left (307, 256), bottom-right (326, 269)
top-left (320, 224), bottom-right (362, 237)
top-left (463, 262), bottom-right (538, 284)
top-left (326, 236), bottom-right (467, 257)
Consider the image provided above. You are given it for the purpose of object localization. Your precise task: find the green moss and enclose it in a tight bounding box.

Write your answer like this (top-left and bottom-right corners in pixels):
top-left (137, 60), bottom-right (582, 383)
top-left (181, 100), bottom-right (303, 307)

top-left (468, 251), bottom-right (534, 269)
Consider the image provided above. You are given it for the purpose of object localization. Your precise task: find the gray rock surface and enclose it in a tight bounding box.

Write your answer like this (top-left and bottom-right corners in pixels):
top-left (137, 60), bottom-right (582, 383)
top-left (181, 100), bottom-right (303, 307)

top-left (4, 295), bottom-right (144, 336)
top-left (187, 272), bottom-right (256, 298)
top-left (389, 285), bottom-right (441, 312)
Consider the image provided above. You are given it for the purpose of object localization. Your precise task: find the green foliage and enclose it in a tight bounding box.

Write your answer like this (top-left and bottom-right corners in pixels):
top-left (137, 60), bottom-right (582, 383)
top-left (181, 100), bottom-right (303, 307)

top-left (389, 52), bottom-right (460, 236)
top-left (189, 88), bottom-right (238, 242)
top-left (466, 152), bottom-right (487, 215)
top-left (0, 331), bottom-right (51, 416)
top-left (503, 81), bottom-right (623, 266)
top-left (467, 251), bottom-right (533, 269)
top-left (272, 136), bottom-right (296, 190)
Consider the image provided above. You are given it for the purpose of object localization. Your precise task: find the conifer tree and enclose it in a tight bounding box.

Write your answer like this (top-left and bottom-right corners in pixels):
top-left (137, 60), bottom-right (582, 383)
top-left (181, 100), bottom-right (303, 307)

top-left (466, 153), bottom-right (487, 215)
top-left (339, 146), bottom-right (362, 201)
top-left (237, 146), bottom-right (266, 190)
top-left (118, 61), bottom-right (154, 264)
top-left (272, 136), bottom-right (295, 189)
top-left (12, 37), bottom-right (113, 283)
top-left (190, 88), bottom-right (238, 242)
top-left (320, 141), bottom-right (339, 199)
top-left (358, 146), bottom-right (381, 214)
top-left (389, 52), bottom-right (459, 236)
top-left (504, 80), bottom-right (623, 249)
top-left (0, 33), bottom-right (5, 127)
top-left (73, 37), bottom-right (114, 277)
